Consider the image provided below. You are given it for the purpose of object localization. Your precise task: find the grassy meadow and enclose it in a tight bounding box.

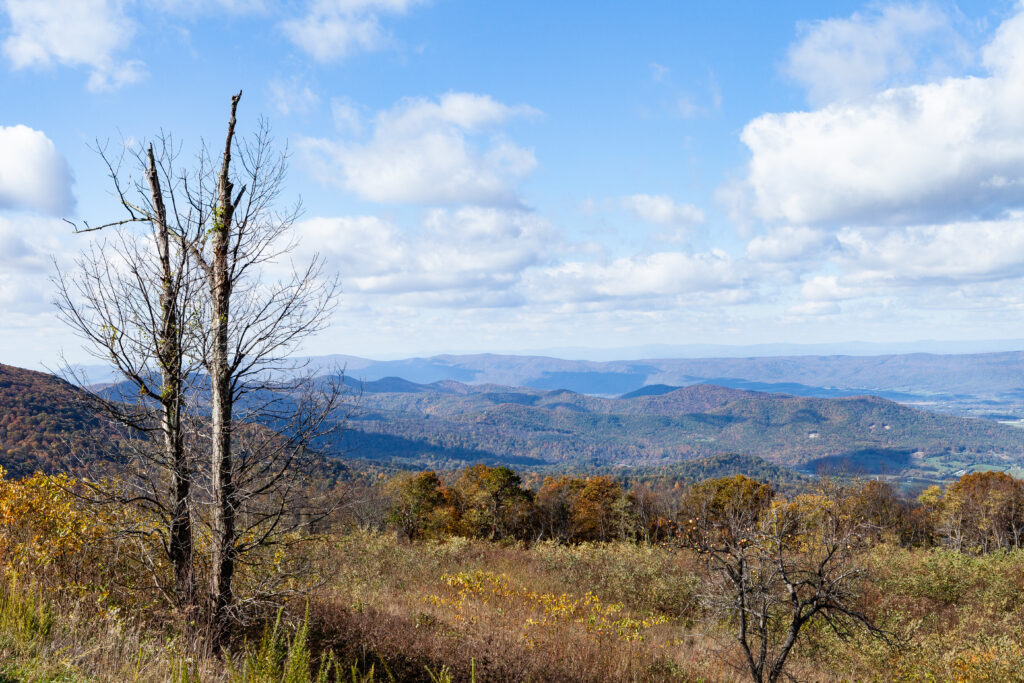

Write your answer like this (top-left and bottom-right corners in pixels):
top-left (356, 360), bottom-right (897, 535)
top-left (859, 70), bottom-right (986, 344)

top-left (6, 517), bottom-right (1024, 681)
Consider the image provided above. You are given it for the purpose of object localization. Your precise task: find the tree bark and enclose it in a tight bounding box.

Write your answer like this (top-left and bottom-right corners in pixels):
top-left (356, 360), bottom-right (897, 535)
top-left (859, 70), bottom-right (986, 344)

top-left (209, 91), bottom-right (242, 644)
top-left (145, 143), bottom-right (194, 610)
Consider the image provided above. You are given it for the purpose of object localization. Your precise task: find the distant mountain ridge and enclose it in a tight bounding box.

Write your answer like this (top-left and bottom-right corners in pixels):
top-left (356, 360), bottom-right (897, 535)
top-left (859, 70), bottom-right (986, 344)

top-left (301, 351), bottom-right (1024, 408)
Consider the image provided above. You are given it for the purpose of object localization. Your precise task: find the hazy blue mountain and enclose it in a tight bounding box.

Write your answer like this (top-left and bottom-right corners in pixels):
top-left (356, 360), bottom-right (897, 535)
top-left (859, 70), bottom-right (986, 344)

top-left (509, 339), bottom-right (1024, 361)
top-left (619, 384), bottom-right (680, 399)
top-left (334, 380), bottom-right (1024, 483)
top-left (318, 351), bottom-right (1024, 417)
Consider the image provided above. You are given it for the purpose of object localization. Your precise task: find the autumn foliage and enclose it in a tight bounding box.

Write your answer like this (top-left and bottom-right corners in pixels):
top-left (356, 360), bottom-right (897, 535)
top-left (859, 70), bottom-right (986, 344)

top-left (7, 459), bottom-right (1024, 680)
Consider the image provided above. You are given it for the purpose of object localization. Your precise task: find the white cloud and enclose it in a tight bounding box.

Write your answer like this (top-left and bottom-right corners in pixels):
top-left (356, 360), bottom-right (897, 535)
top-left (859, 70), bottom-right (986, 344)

top-left (0, 276), bottom-right (47, 313)
top-left (296, 207), bottom-right (552, 306)
top-left (836, 216), bottom-right (1024, 285)
top-left (280, 0), bottom-right (423, 62)
top-left (268, 77), bottom-right (320, 116)
top-left (786, 301), bottom-right (840, 317)
top-left (0, 216), bottom-right (72, 315)
top-left (294, 207), bottom-right (758, 312)
top-left (331, 98), bottom-right (363, 134)
top-left (621, 194), bottom-right (704, 227)
top-left (525, 249), bottom-right (745, 304)
top-left (784, 3), bottom-right (966, 106)
top-left (299, 92), bottom-right (539, 205)
top-left (745, 226), bottom-right (829, 262)
top-left (801, 275), bottom-right (864, 302)
top-left (1, 0), bottom-right (146, 91)
top-left (778, 214), bottom-right (1024, 320)
top-left (0, 218), bottom-right (54, 272)
top-left (741, 6), bottom-right (1024, 228)
top-left (0, 125), bottom-right (74, 215)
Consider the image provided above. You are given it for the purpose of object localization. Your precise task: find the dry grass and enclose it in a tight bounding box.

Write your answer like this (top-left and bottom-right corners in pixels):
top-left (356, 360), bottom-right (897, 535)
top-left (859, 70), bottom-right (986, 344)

top-left (0, 575), bottom-right (218, 681)
top-left (304, 533), bottom-right (1024, 682)
top-left (302, 531), bottom-right (738, 682)
top-left (10, 522), bottom-right (1024, 681)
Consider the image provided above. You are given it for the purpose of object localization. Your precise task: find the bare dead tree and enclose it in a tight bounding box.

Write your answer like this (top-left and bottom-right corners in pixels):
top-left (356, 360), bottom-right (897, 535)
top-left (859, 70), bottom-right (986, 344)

top-left (53, 137), bottom-right (203, 610)
top-left (55, 94), bottom-right (345, 646)
top-left (173, 92), bottom-right (342, 645)
top-left (679, 476), bottom-right (886, 683)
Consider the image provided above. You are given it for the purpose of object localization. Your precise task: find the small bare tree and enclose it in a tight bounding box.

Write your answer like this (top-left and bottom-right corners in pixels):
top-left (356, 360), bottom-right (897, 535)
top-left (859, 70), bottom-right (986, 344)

top-left (54, 139), bottom-right (204, 610)
top-left (680, 476), bottom-right (885, 683)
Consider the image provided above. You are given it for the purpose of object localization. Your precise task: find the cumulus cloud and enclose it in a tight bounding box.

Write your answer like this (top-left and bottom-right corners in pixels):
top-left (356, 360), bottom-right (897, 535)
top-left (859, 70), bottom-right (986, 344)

top-left (1, 0), bottom-right (146, 91)
top-left (784, 3), bottom-right (966, 106)
top-left (745, 226), bottom-right (829, 262)
top-left (738, 4), bottom-right (1024, 323)
top-left (835, 216), bottom-right (1024, 285)
top-left (0, 218), bottom-right (56, 272)
top-left (740, 6), bottom-right (1024, 229)
top-left (0, 276), bottom-right (48, 313)
top-left (741, 4), bottom-right (1024, 229)
top-left (0, 216), bottom-right (72, 315)
top-left (280, 0), bottom-right (423, 62)
top-left (524, 249), bottom-right (746, 305)
top-left (296, 207), bottom-right (552, 306)
top-left (0, 125), bottom-right (74, 216)
top-left (801, 275), bottom-right (866, 302)
top-left (299, 92), bottom-right (539, 205)
top-left (294, 206), bottom-right (759, 312)
top-left (622, 194), bottom-right (704, 227)
top-left (776, 215), bottom-right (1024, 319)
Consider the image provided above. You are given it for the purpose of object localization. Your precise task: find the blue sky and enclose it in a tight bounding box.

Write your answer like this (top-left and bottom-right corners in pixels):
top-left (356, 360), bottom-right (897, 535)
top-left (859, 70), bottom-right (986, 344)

top-left (3, 0), bottom-right (1024, 367)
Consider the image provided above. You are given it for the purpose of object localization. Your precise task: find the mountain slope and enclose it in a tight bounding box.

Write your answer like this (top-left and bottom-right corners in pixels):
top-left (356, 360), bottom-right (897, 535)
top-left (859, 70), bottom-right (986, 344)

top-left (0, 364), bottom-right (121, 477)
top-left (11, 362), bottom-right (1024, 484)
top-left (0, 364), bottom-right (367, 483)
top-left (338, 380), bottom-right (1024, 480)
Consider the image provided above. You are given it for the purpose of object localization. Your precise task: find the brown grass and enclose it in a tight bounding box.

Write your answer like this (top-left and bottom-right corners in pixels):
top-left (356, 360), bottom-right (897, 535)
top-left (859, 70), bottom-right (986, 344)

top-left (10, 518), bottom-right (1024, 681)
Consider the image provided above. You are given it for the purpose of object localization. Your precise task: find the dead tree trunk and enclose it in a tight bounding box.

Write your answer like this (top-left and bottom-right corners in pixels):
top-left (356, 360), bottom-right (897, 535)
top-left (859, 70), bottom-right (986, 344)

top-left (168, 91), bottom-right (341, 648)
top-left (209, 92), bottom-right (242, 643)
top-left (144, 143), bottom-right (195, 610)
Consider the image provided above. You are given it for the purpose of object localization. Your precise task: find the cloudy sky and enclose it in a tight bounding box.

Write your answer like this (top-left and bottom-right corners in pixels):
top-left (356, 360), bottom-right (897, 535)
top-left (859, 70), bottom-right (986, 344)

top-left (3, 0), bottom-right (1024, 367)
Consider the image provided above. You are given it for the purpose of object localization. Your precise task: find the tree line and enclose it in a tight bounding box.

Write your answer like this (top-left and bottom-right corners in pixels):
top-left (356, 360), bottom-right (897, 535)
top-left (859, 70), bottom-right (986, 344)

top-left (375, 464), bottom-right (1024, 555)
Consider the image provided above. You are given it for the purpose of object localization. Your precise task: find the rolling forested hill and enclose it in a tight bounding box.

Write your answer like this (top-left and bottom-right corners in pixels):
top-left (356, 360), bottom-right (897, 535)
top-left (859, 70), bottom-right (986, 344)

top-left (5, 361), bottom-right (1024, 484)
top-left (0, 363), bottom-right (121, 477)
top-left (338, 378), bottom-right (1024, 481)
